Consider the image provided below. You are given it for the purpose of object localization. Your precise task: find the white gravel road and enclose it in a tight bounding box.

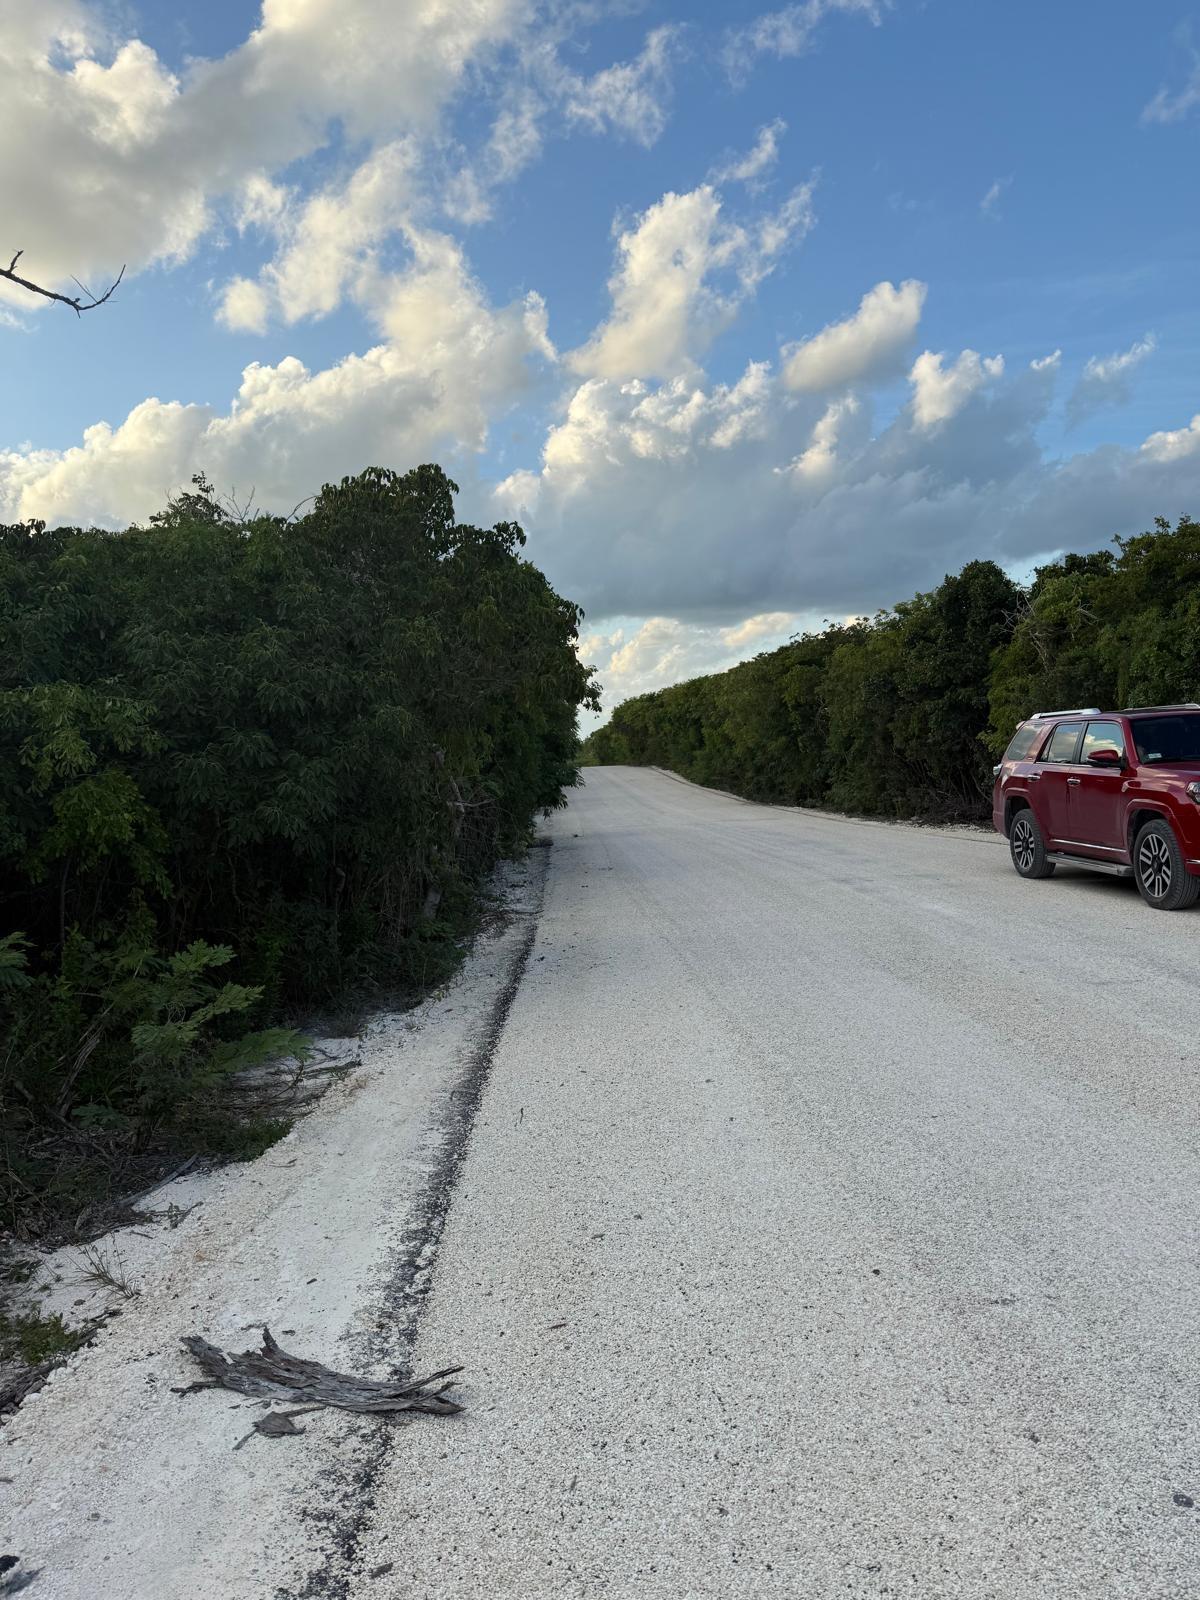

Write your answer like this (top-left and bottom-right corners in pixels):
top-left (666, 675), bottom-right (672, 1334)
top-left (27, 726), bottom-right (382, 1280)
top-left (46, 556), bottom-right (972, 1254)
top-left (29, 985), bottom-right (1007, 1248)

top-left (6, 766), bottom-right (1200, 1598)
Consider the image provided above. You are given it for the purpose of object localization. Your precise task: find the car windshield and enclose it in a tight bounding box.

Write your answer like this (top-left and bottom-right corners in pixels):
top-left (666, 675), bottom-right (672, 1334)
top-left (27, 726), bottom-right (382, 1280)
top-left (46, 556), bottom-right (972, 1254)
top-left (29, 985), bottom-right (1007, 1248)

top-left (1131, 714), bottom-right (1200, 763)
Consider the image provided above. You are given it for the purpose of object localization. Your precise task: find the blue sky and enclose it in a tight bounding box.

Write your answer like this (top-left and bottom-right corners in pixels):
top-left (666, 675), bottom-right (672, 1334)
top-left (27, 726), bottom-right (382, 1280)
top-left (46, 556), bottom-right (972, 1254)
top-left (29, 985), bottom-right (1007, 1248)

top-left (2, 0), bottom-right (1198, 709)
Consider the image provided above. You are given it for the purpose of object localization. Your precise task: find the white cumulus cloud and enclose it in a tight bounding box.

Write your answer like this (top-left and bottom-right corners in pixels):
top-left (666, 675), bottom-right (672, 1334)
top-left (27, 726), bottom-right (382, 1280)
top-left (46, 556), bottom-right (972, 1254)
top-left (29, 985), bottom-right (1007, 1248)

top-left (217, 140), bottom-right (417, 331)
top-left (0, 0), bottom-right (530, 301)
top-left (788, 395), bottom-right (862, 479)
top-left (1141, 414), bottom-right (1200, 463)
top-left (783, 279), bottom-right (926, 394)
top-left (720, 611), bottom-right (795, 648)
top-left (489, 338), bottom-right (1200, 634)
top-left (0, 233), bottom-right (552, 528)
top-left (909, 350), bottom-right (1004, 431)
top-left (570, 183), bottom-right (815, 382)
top-left (581, 610), bottom-right (800, 712)
top-left (217, 277), bottom-right (272, 335)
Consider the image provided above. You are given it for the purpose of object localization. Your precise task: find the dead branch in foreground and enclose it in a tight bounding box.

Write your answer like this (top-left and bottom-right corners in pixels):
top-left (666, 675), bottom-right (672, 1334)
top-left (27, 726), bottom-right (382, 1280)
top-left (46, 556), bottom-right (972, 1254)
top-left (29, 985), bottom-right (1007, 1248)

top-left (1, 251), bottom-right (125, 315)
top-left (177, 1327), bottom-right (464, 1416)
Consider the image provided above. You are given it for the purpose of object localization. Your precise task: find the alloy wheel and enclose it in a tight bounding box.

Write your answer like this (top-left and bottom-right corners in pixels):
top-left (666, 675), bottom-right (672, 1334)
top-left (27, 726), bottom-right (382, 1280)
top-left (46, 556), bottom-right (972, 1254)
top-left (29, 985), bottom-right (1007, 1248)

top-left (1012, 816), bottom-right (1035, 872)
top-left (1138, 832), bottom-right (1172, 900)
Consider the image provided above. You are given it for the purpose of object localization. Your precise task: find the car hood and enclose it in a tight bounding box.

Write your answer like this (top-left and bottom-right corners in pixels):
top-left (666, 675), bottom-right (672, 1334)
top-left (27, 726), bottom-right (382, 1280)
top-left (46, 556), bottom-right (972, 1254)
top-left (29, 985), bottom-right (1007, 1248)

top-left (1134, 763), bottom-right (1200, 781)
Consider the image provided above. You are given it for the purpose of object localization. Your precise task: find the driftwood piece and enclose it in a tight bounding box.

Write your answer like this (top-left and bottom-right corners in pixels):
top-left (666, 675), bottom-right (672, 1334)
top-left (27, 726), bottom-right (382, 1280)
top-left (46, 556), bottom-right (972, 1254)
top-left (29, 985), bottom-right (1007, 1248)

top-left (232, 1404), bottom-right (323, 1450)
top-left (0, 1360), bottom-right (54, 1418)
top-left (179, 1327), bottom-right (463, 1416)
top-left (0, 1554), bottom-right (40, 1595)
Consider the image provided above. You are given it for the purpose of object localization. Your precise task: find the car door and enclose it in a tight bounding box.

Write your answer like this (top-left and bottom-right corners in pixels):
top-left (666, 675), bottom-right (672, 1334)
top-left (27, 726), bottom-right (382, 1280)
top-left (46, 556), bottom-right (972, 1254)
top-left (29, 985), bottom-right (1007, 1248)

top-left (1069, 719), bottom-right (1129, 852)
top-left (1034, 721), bottom-right (1084, 840)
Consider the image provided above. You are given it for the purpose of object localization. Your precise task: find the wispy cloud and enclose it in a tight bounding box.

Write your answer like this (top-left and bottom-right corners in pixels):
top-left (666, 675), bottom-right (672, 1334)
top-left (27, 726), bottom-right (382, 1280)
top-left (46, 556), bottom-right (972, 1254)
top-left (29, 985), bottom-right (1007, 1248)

top-left (980, 175), bottom-right (1012, 220)
top-left (1068, 334), bottom-right (1157, 424)
top-left (563, 25), bottom-right (682, 147)
top-left (710, 120), bottom-right (787, 186)
top-left (724, 0), bottom-right (886, 82)
top-left (443, 24), bottom-right (684, 226)
top-left (1142, 28), bottom-right (1200, 123)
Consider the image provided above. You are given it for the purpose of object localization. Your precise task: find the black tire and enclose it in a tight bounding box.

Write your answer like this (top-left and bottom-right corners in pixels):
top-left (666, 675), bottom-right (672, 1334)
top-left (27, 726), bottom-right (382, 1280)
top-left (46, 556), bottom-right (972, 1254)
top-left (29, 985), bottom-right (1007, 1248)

top-left (1009, 807), bottom-right (1056, 880)
top-left (1133, 819), bottom-right (1200, 911)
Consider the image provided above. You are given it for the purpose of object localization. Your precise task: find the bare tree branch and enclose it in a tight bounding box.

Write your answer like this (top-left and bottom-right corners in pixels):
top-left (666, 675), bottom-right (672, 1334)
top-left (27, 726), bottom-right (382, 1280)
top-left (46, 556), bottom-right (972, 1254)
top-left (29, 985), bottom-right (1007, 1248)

top-left (1, 250), bottom-right (125, 315)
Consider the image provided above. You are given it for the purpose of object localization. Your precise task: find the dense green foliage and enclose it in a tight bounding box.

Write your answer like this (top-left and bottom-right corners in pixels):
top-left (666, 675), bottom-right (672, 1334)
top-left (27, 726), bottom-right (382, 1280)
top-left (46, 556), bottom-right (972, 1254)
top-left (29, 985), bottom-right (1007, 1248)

top-left (1, 465), bottom-right (594, 1233)
top-left (583, 515), bottom-right (1200, 821)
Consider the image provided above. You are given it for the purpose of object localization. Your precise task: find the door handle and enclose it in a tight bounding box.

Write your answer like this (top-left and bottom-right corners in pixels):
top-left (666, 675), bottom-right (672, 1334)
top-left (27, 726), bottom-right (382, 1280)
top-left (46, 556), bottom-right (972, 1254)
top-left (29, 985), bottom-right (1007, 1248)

top-left (1028, 772), bottom-right (1042, 781)
top-left (1067, 777), bottom-right (1081, 786)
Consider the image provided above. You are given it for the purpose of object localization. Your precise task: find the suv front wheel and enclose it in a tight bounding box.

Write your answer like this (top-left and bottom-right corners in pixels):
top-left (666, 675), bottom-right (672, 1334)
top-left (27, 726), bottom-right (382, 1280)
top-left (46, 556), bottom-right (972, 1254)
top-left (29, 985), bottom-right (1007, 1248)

top-left (1133, 818), bottom-right (1200, 911)
top-left (1009, 807), bottom-right (1055, 880)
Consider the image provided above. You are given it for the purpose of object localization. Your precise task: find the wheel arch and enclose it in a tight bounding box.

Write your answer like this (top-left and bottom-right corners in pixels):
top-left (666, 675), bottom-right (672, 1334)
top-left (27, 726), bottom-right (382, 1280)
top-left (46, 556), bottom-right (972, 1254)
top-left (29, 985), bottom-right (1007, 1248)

top-left (1003, 793), bottom-right (1032, 836)
top-left (1127, 803), bottom-right (1172, 855)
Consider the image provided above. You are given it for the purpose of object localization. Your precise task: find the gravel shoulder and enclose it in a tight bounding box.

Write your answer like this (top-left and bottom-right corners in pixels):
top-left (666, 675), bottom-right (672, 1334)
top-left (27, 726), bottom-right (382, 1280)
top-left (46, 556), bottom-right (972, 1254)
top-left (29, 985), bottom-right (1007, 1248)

top-left (648, 764), bottom-right (1003, 843)
top-left (1, 851), bottom-right (549, 1600)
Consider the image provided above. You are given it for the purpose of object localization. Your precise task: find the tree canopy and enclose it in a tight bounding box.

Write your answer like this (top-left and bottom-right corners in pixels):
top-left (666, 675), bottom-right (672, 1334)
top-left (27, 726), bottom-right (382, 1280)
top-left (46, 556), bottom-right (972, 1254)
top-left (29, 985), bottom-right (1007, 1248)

top-left (1, 465), bottom-right (595, 1232)
top-left (584, 516), bottom-right (1200, 822)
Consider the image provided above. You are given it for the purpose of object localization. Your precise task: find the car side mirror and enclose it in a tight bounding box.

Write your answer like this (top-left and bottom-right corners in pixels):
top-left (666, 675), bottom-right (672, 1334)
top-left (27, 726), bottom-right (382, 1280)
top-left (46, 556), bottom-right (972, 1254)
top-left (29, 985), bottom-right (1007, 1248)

top-left (1087, 747), bottom-right (1123, 768)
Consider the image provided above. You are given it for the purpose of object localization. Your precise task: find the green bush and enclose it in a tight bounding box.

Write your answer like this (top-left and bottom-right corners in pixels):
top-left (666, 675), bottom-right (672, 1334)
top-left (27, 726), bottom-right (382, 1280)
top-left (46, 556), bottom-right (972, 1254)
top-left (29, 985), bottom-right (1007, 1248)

top-left (585, 517), bottom-right (1198, 821)
top-left (0, 465), bottom-right (595, 1232)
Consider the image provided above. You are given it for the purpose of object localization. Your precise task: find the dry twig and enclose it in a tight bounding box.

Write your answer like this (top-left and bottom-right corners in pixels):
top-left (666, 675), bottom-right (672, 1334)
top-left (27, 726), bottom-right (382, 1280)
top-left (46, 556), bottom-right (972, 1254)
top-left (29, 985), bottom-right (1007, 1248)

top-left (1, 251), bottom-right (125, 315)
top-left (76, 1242), bottom-right (139, 1300)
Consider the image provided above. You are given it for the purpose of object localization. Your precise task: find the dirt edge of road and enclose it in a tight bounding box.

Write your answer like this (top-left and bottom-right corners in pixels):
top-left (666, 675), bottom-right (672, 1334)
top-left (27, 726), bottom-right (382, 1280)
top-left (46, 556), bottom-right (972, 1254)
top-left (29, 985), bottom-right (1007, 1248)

top-left (282, 855), bottom-right (545, 1600)
top-left (648, 765), bottom-right (1003, 844)
top-left (2, 845), bottom-right (552, 1600)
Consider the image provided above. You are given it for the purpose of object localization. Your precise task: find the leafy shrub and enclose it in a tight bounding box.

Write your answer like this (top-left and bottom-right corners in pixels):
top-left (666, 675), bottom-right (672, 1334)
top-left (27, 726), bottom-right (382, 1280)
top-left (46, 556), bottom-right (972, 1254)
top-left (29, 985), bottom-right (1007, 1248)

top-left (0, 1307), bottom-right (83, 1366)
top-left (0, 465), bottom-right (595, 1232)
top-left (585, 517), bottom-right (1198, 820)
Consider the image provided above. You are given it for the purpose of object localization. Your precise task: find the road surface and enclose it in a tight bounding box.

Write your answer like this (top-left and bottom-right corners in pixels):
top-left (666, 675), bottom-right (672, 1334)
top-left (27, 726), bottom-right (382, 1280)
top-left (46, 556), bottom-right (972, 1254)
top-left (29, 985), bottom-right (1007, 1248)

top-left (356, 766), bottom-right (1200, 1598)
top-left (6, 765), bottom-right (1199, 1598)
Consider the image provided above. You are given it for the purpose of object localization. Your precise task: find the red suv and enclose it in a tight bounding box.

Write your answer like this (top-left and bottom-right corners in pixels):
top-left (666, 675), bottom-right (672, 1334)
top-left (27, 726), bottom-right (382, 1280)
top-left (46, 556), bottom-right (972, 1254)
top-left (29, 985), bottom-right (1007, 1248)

top-left (993, 704), bottom-right (1200, 910)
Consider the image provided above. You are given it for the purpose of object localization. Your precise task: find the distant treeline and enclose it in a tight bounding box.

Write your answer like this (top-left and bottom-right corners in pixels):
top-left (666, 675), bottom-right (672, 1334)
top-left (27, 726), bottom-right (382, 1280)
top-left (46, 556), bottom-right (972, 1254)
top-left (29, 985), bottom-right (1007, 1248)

top-left (1, 465), bottom-right (594, 1233)
top-left (582, 514), bottom-right (1200, 822)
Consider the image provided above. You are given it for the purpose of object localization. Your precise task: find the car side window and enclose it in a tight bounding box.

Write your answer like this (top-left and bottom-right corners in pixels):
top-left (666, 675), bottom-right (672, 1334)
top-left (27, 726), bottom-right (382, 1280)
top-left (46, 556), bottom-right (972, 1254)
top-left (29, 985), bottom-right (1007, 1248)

top-left (1081, 720), bottom-right (1125, 760)
top-left (1041, 722), bottom-right (1083, 763)
top-left (1002, 724), bottom-right (1042, 762)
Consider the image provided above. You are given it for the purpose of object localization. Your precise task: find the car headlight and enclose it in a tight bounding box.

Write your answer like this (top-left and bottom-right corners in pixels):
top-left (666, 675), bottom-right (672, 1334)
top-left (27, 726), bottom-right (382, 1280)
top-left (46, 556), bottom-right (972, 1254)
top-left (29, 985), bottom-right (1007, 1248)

top-left (1188, 782), bottom-right (1200, 803)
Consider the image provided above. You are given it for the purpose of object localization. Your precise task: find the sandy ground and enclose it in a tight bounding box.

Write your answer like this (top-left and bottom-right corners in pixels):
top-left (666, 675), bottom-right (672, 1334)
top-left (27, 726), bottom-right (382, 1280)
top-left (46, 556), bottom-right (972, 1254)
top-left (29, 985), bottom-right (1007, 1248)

top-left (1, 853), bottom-right (548, 1599)
top-left (7, 768), bottom-right (1200, 1598)
top-left (648, 764), bottom-right (997, 841)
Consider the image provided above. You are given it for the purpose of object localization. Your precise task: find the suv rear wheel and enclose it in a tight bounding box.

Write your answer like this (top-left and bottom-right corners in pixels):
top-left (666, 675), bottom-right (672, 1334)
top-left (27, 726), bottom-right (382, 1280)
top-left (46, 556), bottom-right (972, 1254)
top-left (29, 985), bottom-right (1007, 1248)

top-left (1009, 807), bottom-right (1055, 880)
top-left (1133, 819), bottom-right (1200, 911)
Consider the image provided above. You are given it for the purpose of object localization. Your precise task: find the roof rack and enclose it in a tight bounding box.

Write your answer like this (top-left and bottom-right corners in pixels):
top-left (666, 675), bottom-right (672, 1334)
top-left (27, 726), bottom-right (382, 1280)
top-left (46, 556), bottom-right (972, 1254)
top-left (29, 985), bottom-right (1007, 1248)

top-left (1028, 707), bottom-right (1101, 720)
top-left (1119, 703), bottom-right (1200, 714)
